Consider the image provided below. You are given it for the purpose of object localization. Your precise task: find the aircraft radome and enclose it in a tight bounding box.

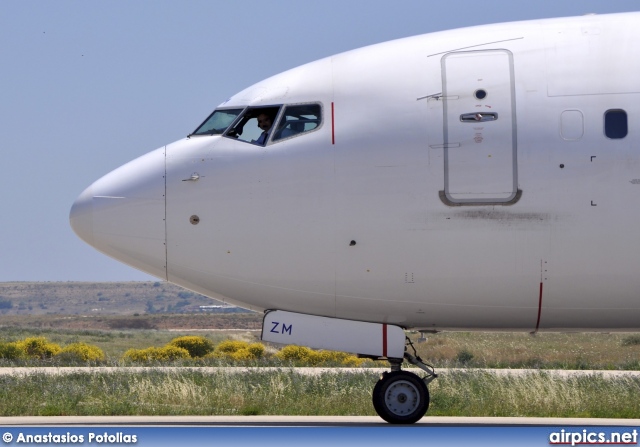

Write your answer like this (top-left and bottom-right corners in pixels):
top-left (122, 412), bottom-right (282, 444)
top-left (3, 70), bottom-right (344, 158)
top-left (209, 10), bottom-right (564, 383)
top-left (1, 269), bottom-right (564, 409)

top-left (70, 12), bottom-right (640, 423)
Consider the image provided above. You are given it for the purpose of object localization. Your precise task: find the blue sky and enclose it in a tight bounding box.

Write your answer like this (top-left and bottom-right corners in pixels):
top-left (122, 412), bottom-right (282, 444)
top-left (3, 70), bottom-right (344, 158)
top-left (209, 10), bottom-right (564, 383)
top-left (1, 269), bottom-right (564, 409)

top-left (1, 1), bottom-right (638, 282)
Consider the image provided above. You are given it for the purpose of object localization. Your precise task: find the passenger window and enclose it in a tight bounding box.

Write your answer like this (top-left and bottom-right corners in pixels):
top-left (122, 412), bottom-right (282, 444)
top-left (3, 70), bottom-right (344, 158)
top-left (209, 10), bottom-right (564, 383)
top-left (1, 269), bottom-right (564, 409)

top-left (272, 104), bottom-right (322, 142)
top-left (604, 109), bottom-right (628, 139)
top-left (224, 106), bottom-right (281, 145)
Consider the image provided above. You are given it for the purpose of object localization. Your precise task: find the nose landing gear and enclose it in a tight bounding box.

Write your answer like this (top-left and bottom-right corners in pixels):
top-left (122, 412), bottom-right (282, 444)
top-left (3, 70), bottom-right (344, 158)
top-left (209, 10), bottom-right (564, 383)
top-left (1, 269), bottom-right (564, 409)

top-left (371, 339), bottom-right (437, 424)
top-left (260, 311), bottom-right (436, 424)
top-left (373, 370), bottom-right (429, 424)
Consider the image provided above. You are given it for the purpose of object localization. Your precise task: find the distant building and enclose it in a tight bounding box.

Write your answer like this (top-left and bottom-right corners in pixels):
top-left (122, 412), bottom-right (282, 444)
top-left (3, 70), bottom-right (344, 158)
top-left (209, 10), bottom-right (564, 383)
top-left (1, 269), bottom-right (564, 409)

top-left (198, 305), bottom-right (241, 313)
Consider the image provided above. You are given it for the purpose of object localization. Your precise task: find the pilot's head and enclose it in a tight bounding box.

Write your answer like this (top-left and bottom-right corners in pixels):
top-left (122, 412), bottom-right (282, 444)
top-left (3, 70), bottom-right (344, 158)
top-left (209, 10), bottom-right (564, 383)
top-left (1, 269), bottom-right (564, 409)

top-left (257, 113), bottom-right (273, 132)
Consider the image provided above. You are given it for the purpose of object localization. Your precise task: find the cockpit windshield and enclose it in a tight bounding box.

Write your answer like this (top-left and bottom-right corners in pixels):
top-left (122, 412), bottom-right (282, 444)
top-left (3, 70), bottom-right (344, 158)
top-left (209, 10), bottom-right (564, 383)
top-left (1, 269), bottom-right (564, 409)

top-left (222, 103), bottom-right (322, 146)
top-left (190, 108), bottom-right (243, 136)
top-left (190, 103), bottom-right (323, 144)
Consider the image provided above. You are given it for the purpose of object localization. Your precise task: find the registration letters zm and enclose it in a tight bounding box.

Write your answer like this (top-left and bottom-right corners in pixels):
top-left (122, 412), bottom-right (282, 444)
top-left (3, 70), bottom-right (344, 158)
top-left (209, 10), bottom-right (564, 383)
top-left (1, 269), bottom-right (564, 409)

top-left (270, 321), bottom-right (292, 335)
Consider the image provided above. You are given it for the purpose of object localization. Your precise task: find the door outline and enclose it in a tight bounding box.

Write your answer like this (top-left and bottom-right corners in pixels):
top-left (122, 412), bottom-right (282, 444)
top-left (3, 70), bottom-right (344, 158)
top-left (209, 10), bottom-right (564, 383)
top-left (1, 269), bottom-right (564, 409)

top-left (440, 49), bottom-right (520, 206)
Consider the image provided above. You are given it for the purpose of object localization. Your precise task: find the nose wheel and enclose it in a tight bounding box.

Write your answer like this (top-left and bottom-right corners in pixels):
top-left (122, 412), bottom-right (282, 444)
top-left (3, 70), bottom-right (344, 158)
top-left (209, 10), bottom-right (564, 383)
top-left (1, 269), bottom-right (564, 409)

top-left (371, 338), bottom-right (437, 424)
top-left (372, 370), bottom-right (429, 424)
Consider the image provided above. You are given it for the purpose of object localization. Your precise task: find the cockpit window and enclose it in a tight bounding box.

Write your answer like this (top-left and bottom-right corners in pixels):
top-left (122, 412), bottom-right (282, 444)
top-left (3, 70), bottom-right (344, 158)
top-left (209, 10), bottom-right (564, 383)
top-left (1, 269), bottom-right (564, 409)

top-left (224, 106), bottom-right (281, 145)
top-left (272, 104), bottom-right (322, 142)
top-left (191, 108), bottom-right (243, 136)
top-left (219, 103), bottom-right (322, 146)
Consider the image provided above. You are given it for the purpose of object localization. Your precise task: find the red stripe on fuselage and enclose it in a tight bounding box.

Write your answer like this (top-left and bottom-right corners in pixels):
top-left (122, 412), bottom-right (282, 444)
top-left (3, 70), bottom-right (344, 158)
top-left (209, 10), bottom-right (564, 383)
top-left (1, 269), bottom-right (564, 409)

top-left (382, 324), bottom-right (388, 357)
top-left (535, 282), bottom-right (543, 332)
top-left (331, 102), bottom-right (335, 145)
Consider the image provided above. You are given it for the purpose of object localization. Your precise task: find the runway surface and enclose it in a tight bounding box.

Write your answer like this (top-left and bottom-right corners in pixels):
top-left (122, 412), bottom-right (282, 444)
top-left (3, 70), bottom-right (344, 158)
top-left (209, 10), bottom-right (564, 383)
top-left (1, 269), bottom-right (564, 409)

top-left (1, 416), bottom-right (639, 426)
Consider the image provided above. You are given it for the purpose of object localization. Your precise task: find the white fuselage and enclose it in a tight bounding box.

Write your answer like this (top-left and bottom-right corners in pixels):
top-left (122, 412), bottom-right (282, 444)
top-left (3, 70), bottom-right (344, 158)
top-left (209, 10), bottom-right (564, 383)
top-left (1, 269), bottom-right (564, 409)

top-left (70, 12), bottom-right (640, 332)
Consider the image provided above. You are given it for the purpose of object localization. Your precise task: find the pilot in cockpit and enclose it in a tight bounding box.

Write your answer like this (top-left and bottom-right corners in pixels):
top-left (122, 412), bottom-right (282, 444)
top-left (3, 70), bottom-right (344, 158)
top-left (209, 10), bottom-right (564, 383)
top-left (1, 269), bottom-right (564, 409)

top-left (255, 112), bottom-right (273, 145)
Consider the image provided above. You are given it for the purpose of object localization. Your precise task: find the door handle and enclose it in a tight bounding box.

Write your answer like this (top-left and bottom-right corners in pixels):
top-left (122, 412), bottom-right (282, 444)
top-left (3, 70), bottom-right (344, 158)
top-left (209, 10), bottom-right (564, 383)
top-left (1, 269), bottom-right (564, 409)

top-left (460, 112), bottom-right (498, 122)
top-left (182, 173), bottom-right (200, 182)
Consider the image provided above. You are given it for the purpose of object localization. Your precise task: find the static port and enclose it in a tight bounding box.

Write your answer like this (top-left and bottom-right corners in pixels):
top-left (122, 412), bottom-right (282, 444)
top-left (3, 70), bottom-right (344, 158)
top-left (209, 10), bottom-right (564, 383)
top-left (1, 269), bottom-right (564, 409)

top-left (474, 89), bottom-right (487, 100)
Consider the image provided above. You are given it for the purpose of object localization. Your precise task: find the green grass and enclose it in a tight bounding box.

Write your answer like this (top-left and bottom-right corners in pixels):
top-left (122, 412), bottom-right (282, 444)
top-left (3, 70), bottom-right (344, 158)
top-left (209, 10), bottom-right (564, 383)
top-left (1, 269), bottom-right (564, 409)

top-left (0, 327), bottom-right (637, 418)
top-left (621, 335), bottom-right (640, 346)
top-left (409, 331), bottom-right (640, 370)
top-left (429, 371), bottom-right (640, 418)
top-left (0, 369), bottom-right (637, 418)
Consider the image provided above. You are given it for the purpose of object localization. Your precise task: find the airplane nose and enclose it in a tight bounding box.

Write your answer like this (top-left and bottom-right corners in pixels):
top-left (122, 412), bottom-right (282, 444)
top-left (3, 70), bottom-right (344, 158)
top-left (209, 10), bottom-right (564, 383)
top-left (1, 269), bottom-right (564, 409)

top-left (69, 147), bottom-right (167, 279)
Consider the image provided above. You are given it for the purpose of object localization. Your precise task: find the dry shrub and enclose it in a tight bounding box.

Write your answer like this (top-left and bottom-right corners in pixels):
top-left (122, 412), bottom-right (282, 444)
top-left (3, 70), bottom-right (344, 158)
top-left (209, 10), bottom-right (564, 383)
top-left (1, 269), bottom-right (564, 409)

top-left (122, 346), bottom-right (190, 363)
top-left (246, 343), bottom-right (265, 359)
top-left (17, 337), bottom-right (61, 359)
top-left (214, 340), bottom-right (249, 354)
top-left (56, 342), bottom-right (105, 362)
top-left (168, 336), bottom-right (214, 358)
top-left (621, 335), bottom-right (640, 346)
top-left (0, 342), bottom-right (25, 359)
top-left (209, 340), bottom-right (266, 360)
top-left (276, 345), bottom-right (314, 363)
top-left (275, 345), bottom-right (365, 366)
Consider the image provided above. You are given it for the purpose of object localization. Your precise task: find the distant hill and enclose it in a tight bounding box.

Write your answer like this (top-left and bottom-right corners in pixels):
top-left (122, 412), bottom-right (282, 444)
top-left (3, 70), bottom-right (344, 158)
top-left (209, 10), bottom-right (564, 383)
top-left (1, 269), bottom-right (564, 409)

top-left (0, 282), bottom-right (254, 316)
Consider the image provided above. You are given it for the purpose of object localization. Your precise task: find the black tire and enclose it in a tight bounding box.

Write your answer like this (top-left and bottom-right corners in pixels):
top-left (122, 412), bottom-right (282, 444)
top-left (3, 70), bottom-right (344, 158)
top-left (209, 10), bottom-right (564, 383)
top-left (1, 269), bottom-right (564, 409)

top-left (372, 370), bottom-right (429, 424)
